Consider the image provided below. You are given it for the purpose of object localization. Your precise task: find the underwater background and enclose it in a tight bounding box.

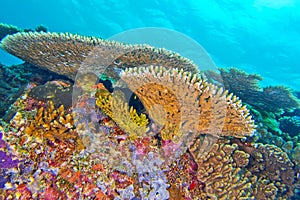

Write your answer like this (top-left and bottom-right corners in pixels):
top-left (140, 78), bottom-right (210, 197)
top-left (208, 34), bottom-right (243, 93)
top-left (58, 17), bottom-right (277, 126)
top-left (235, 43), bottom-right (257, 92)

top-left (0, 0), bottom-right (300, 199)
top-left (0, 0), bottom-right (300, 89)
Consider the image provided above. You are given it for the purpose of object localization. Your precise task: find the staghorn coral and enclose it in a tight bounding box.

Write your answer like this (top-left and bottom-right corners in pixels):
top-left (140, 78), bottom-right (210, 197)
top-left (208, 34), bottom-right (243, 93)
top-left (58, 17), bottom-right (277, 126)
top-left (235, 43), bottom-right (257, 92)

top-left (23, 101), bottom-right (79, 143)
top-left (120, 65), bottom-right (255, 142)
top-left (0, 31), bottom-right (198, 80)
top-left (95, 87), bottom-right (149, 140)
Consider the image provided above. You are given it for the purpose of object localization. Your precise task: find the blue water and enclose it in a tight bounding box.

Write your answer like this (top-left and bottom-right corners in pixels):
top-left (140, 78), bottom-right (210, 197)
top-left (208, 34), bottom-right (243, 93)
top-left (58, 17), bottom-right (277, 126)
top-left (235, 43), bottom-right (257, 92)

top-left (0, 0), bottom-right (299, 90)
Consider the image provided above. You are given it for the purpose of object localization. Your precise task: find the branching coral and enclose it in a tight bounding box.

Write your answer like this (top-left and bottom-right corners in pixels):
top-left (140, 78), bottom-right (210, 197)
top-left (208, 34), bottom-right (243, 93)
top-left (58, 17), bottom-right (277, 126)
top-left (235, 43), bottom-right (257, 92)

top-left (23, 101), bottom-right (81, 144)
top-left (120, 65), bottom-right (255, 142)
top-left (0, 31), bottom-right (198, 80)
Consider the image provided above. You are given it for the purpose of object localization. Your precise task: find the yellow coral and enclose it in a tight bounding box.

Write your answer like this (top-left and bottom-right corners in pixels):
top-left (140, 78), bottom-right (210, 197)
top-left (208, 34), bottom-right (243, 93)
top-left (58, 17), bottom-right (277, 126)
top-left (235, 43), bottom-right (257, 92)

top-left (95, 88), bottom-right (113, 117)
top-left (95, 89), bottom-right (149, 140)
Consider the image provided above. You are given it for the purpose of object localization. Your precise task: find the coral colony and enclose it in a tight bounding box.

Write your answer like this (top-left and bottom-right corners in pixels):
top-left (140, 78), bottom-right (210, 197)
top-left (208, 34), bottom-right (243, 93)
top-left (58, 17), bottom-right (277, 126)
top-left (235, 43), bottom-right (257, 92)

top-left (0, 23), bottom-right (299, 199)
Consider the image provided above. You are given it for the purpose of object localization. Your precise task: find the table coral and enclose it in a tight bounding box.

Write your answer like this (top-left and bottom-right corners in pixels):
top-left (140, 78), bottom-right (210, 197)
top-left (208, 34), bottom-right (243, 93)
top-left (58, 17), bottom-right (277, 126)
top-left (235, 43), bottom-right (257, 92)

top-left (120, 65), bottom-right (255, 142)
top-left (279, 116), bottom-right (300, 137)
top-left (0, 23), bottom-right (20, 41)
top-left (0, 31), bottom-right (199, 80)
top-left (207, 67), bottom-right (299, 114)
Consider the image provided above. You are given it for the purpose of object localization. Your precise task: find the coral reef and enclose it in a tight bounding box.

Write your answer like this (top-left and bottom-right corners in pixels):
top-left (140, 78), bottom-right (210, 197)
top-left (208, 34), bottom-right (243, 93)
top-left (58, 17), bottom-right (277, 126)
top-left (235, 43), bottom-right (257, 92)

top-left (0, 31), bottom-right (199, 80)
top-left (0, 27), bottom-right (299, 199)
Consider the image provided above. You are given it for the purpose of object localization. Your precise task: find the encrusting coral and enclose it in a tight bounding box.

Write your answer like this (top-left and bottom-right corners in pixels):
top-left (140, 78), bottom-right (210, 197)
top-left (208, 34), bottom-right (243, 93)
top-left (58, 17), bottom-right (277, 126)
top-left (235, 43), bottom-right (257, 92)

top-left (0, 31), bottom-right (199, 80)
top-left (120, 65), bottom-right (255, 142)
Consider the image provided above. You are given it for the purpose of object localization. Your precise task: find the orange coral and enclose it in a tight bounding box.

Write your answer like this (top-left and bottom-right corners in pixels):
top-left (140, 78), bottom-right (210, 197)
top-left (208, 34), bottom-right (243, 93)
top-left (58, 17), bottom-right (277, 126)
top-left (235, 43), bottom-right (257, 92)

top-left (24, 101), bottom-right (82, 147)
top-left (120, 66), bottom-right (255, 142)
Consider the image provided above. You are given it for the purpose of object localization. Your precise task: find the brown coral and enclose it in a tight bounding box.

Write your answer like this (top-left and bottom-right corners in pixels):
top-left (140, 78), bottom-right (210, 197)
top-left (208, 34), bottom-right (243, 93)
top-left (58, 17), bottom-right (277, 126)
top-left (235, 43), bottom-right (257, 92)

top-left (189, 141), bottom-right (254, 199)
top-left (236, 140), bottom-right (295, 199)
top-left (0, 31), bottom-right (198, 80)
top-left (188, 138), bottom-right (296, 199)
top-left (232, 150), bottom-right (250, 168)
top-left (120, 65), bottom-right (255, 142)
top-left (28, 80), bottom-right (73, 109)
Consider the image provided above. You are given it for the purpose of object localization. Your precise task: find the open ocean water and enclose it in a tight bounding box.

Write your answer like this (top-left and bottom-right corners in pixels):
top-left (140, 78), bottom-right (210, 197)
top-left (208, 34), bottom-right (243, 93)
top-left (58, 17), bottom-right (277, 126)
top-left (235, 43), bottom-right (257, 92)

top-left (0, 0), bottom-right (299, 199)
